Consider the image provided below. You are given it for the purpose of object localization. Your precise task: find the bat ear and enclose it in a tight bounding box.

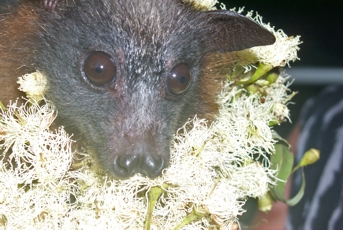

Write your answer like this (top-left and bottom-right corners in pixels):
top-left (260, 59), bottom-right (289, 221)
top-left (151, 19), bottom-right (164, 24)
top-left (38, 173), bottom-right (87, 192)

top-left (199, 10), bottom-right (276, 53)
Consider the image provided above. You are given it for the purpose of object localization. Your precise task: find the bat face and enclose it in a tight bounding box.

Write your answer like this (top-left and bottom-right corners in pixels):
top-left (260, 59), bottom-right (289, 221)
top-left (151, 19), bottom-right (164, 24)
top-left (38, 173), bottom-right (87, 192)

top-left (0, 0), bottom-right (275, 179)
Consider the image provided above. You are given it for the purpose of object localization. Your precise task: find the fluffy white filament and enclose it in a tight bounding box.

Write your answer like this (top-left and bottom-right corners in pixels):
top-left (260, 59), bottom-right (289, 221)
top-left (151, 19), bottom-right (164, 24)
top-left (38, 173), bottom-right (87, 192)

top-left (232, 8), bottom-right (302, 71)
top-left (0, 74), bottom-right (290, 229)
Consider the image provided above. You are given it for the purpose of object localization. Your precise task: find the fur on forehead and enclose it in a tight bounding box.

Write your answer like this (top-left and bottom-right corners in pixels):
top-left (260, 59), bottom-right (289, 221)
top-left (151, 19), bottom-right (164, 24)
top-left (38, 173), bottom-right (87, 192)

top-left (57, 0), bottom-right (202, 48)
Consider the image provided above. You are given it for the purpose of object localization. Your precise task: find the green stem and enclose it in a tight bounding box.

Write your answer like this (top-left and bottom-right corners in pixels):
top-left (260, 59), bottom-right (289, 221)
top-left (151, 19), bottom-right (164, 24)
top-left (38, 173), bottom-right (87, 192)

top-left (173, 207), bottom-right (208, 230)
top-left (237, 62), bottom-right (273, 85)
top-left (144, 183), bottom-right (169, 230)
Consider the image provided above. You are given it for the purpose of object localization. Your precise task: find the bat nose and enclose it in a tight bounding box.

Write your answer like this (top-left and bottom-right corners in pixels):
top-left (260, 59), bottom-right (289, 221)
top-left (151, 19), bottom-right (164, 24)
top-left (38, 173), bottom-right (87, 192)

top-left (113, 154), bottom-right (165, 179)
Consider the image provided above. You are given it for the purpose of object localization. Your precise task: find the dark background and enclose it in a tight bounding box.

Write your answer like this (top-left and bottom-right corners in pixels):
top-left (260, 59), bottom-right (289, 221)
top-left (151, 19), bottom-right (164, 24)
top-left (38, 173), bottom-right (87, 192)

top-left (1, 0), bottom-right (342, 137)
top-left (221, 0), bottom-right (343, 67)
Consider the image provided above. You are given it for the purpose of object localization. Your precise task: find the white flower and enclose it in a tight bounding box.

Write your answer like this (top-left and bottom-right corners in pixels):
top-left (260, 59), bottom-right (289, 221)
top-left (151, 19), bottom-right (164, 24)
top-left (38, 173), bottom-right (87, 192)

top-left (182, 0), bottom-right (219, 9)
top-left (0, 71), bottom-right (291, 228)
top-left (17, 71), bottom-right (48, 101)
top-left (0, 99), bottom-right (74, 184)
top-left (231, 8), bottom-right (302, 70)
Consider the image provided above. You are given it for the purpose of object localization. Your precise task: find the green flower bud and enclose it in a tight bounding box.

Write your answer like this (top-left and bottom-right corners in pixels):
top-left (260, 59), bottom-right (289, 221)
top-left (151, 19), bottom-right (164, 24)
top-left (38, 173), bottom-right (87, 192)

top-left (0, 101), bottom-right (5, 111)
top-left (246, 84), bottom-right (259, 94)
top-left (0, 214), bottom-right (7, 227)
top-left (291, 148), bottom-right (320, 174)
top-left (258, 192), bottom-right (273, 212)
top-left (266, 69), bottom-right (280, 85)
top-left (298, 148), bottom-right (320, 167)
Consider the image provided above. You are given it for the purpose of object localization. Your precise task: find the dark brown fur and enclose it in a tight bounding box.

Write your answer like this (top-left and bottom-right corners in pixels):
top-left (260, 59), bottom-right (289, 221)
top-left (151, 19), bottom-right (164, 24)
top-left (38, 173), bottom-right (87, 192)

top-left (0, 3), bottom-right (41, 104)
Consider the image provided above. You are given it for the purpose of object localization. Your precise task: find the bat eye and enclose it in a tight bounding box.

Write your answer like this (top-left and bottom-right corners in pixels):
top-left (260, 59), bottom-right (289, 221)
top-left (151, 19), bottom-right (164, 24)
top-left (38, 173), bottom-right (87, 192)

top-left (167, 63), bottom-right (191, 95)
top-left (83, 51), bottom-right (116, 86)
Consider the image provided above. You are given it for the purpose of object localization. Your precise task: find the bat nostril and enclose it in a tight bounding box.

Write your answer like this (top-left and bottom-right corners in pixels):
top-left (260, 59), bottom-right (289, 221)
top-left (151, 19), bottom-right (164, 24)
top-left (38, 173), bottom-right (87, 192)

top-left (141, 155), bottom-right (165, 179)
top-left (113, 155), bottom-right (140, 179)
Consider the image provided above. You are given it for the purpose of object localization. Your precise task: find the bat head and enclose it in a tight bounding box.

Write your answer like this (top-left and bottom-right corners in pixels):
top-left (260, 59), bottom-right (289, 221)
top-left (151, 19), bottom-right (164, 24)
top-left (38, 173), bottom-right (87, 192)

top-left (1, 0), bottom-right (275, 179)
